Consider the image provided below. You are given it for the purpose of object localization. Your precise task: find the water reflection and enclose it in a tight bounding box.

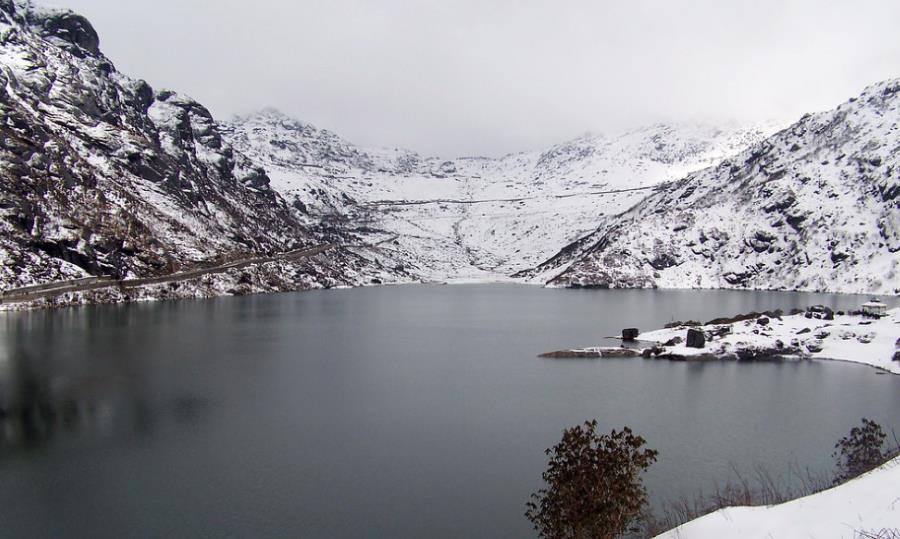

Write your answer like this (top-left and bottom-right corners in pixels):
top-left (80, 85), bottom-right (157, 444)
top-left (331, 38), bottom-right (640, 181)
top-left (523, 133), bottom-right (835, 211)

top-left (0, 307), bottom-right (210, 452)
top-left (0, 286), bottom-right (896, 539)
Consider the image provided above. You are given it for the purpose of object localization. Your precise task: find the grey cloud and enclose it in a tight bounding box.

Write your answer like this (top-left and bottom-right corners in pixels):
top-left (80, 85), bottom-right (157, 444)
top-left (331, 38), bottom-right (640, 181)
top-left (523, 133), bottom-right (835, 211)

top-left (59, 0), bottom-right (900, 156)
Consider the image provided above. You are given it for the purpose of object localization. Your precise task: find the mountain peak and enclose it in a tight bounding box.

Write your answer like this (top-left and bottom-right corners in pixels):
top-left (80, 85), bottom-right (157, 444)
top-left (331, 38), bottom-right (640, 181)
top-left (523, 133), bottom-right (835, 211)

top-left (2, 1), bottom-right (101, 57)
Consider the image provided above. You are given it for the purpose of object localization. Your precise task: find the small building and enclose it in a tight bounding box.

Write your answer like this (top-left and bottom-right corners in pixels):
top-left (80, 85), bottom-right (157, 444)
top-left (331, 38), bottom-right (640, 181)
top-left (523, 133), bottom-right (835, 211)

top-left (861, 299), bottom-right (888, 316)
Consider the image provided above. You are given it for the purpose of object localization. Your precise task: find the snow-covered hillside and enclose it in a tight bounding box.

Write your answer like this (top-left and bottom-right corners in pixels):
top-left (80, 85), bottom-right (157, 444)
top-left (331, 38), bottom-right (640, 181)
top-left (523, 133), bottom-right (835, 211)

top-left (4, 0), bottom-right (894, 306)
top-left (533, 79), bottom-right (900, 295)
top-left (0, 1), bottom-right (408, 304)
top-left (224, 111), bottom-right (775, 280)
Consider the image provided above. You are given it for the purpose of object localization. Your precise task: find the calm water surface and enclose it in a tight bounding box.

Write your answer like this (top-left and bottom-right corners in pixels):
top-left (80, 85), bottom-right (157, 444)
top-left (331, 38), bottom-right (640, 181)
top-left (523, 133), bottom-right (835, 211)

top-left (1, 285), bottom-right (898, 538)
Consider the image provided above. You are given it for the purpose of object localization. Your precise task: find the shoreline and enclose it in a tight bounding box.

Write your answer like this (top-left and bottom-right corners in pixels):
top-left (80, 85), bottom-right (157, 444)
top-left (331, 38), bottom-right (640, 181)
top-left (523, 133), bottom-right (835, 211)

top-left (653, 456), bottom-right (900, 538)
top-left (2, 277), bottom-right (898, 313)
top-left (541, 306), bottom-right (900, 375)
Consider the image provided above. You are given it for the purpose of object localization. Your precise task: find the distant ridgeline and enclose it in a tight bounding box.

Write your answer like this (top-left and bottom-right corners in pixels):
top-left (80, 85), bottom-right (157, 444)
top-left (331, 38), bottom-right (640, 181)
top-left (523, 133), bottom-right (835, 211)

top-left (0, 0), bottom-right (897, 308)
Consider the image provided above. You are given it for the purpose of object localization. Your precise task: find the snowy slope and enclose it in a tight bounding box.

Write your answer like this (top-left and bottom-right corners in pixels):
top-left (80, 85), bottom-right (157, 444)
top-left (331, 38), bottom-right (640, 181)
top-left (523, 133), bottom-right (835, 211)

top-left (655, 456), bottom-right (900, 539)
top-left (0, 1), bottom-right (409, 303)
top-left (224, 111), bottom-right (775, 280)
top-left (534, 79), bottom-right (900, 295)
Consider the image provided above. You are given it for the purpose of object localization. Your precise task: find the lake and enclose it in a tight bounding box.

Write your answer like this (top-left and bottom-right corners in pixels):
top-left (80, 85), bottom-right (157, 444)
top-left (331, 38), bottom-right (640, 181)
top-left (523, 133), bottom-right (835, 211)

top-left (1, 285), bottom-right (898, 538)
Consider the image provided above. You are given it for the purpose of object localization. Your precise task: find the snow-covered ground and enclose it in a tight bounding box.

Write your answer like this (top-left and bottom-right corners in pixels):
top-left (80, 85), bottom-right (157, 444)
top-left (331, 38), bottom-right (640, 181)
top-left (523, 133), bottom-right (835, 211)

top-left (223, 112), bottom-right (778, 282)
top-left (639, 307), bottom-right (900, 374)
top-left (655, 456), bottom-right (900, 539)
top-left (541, 79), bottom-right (900, 296)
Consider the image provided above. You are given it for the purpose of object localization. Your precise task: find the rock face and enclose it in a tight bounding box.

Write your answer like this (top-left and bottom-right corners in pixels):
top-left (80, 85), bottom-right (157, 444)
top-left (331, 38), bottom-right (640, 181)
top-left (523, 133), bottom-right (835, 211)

top-left (534, 79), bottom-right (900, 295)
top-left (686, 329), bottom-right (706, 349)
top-left (0, 1), bottom-right (403, 301)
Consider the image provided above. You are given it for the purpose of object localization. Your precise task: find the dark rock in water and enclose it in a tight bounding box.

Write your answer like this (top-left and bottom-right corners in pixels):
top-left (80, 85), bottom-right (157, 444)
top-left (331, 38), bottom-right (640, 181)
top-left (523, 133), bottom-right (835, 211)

top-left (757, 317), bottom-right (770, 326)
top-left (686, 328), bottom-right (706, 348)
top-left (622, 328), bottom-right (640, 341)
top-left (539, 348), bottom-right (640, 359)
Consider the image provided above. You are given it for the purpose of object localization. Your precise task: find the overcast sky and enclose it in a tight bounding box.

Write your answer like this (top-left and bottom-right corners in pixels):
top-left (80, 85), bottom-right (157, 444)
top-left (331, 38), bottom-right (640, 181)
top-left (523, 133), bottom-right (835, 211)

top-left (58, 0), bottom-right (900, 157)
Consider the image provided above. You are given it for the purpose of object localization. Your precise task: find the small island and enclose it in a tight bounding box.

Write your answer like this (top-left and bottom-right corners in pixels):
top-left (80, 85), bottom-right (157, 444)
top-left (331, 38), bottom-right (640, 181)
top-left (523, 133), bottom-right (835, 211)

top-left (541, 304), bottom-right (900, 375)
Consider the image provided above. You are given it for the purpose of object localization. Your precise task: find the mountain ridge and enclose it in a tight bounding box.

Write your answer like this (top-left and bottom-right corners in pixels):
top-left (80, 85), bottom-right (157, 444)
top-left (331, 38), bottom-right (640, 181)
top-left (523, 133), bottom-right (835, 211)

top-left (527, 78), bottom-right (900, 295)
top-left (0, 0), bottom-right (894, 307)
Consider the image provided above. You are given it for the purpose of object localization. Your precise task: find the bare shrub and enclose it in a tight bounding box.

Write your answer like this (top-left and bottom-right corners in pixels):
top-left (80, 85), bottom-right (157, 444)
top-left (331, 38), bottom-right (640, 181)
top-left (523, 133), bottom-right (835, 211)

top-left (833, 418), bottom-right (890, 483)
top-left (525, 421), bottom-right (658, 539)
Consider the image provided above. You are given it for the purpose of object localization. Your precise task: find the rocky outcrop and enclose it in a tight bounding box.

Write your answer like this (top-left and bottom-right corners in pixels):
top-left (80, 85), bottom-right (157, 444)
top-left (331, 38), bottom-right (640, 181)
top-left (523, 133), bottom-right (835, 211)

top-left (0, 1), bottom-right (401, 303)
top-left (686, 329), bottom-right (706, 348)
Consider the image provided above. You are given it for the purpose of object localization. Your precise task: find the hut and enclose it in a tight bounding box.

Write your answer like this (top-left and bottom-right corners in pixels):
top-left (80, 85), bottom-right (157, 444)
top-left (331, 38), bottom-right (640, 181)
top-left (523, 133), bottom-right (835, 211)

top-left (861, 299), bottom-right (888, 316)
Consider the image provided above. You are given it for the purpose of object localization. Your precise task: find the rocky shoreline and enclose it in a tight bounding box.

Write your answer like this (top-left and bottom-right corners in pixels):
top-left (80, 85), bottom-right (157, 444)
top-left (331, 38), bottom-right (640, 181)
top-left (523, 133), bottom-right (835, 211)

top-left (541, 305), bottom-right (900, 374)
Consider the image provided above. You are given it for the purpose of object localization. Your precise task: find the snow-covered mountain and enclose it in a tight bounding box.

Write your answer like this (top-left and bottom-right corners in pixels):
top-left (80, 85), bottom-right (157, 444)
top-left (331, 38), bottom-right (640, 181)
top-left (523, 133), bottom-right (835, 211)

top-left (0, 1), bottom-right (408, 304)
top-left (223, 111), bottom-right (775, 280)
top-left (530, 79), bottom-right (900, 295)
top-left (4, 0), bottom-right (891, 305)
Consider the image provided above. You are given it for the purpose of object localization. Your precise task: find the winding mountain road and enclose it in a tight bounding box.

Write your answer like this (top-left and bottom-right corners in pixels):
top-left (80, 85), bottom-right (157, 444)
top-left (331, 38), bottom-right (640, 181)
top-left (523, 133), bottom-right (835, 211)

top-left (0, 243), bottom-right (336, 305)
top-left (357, 184), bottom-right (661, 207)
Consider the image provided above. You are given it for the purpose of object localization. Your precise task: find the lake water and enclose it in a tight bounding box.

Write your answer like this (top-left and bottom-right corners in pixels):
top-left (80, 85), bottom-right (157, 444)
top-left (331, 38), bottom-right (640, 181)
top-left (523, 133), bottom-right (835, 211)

top-left (1, 285), bottom-right (898, 538)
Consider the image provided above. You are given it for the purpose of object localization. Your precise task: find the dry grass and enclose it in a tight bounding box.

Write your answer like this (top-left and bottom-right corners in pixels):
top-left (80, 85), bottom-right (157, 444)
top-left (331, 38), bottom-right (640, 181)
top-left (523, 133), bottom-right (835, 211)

top-left (856, 530), bottom-right (900, 539)
top-left (640, 461), bottom-right (833, 537)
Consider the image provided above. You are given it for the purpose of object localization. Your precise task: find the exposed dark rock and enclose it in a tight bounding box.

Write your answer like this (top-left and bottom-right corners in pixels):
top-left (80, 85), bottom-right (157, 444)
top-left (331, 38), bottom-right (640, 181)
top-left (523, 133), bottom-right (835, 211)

top-left (757, 317), bottom-right (770, 326)
top-left (539, 348), bottom-right (640, 359)
top-left (686, 328), bottom-right (706, 348)
top-left (707, 325), bottom-right (732, 338)
top-left (808, 305), bottom-right (835, 320)
top-left (664, 320), bottom-right (701, 328)
top-left (648, 252), bottom-right (679, 270)
top-left (29, 8), bottom-right (101, 57)
top-left (622, 328), bottom-right (640, 341)
top-left (662, 336), bottom-right (684, 346)
top-left (806, 340), bottom-right (824, 353)
top-left (706, 310), bottom-right (782, 325)
top-left (735, 346), bottom-right (800, 361)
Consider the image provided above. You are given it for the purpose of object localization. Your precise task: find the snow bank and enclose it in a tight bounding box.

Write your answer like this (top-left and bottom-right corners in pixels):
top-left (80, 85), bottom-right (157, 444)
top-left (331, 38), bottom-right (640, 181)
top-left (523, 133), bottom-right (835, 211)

top-left (655, 456), bottom-right (900, 538)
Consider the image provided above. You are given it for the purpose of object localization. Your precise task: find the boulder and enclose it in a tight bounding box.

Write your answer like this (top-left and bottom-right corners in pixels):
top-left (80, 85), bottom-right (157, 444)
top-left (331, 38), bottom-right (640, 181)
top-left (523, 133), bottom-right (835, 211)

top-left (893, 351), bottom-right (900, 362)
top-left (622, 328), bottom-right (640, 341)
top-left (806, 339), bottom-right (824, 353)
top-left (663, 336), bottom-right (684, 346)
top-left (757, 317), bottom-right (770, 326)
top-left (808, 305), bottom-right (834, 320)
top-left (686, 328), bottom-right (706, 349)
